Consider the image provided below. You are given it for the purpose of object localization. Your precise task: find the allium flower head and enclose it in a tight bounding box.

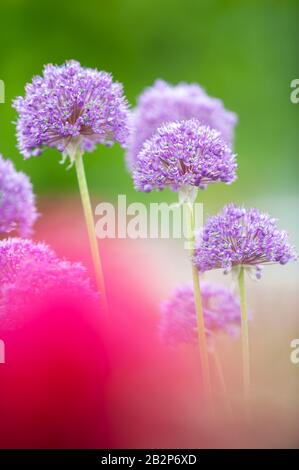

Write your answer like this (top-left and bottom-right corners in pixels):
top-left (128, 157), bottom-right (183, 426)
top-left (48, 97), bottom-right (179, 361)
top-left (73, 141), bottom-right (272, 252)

top-left (127, 79), bottom-right (237, 168)
top-left (194, 204), bottom-right (297, 278)
top-left (13, 60), bottom-right (130, 161)
top-left (133, 119), bottom-right (237, 192)
top-left (0, 238), bottom-right (96, 326)
top-left (0, 154), bottom-right (38, 236)
top-left (160, 282), bottom-right (240, 345)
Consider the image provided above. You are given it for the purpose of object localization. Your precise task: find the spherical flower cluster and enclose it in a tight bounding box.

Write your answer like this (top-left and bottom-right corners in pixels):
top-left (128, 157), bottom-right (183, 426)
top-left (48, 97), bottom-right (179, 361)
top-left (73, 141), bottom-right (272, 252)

top-left (160, 281), bottom-right (241, 345)
top-left (0, 154), bottom-right (38, 236)
top-left (126, 79), bottom-right (237, 168)
top-left (133, 119), bottom-right (237, 192)
top-left (13, 60), bottom-right (130, 161)
top-left (0, 238), bottom-right (96, 326)
top-left (194, 204), bottom-right (297, 278)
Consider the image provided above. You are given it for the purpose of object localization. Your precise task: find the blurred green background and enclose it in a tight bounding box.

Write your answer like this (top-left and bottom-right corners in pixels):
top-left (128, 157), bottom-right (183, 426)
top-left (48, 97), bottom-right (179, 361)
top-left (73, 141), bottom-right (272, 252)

top-left (0, 0), bottom-right (298, 221)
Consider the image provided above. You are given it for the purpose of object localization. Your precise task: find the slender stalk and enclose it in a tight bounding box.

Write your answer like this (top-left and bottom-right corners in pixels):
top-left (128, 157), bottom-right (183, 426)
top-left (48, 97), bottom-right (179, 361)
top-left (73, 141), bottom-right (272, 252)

top-left (212, 347), bottom-right (233, 420)
top-left (74, 149), bottom-right (108, 315)
top-left (238, 267), bottom-right (250, 404)
top-left (185, 202), bottom-right (212, 404)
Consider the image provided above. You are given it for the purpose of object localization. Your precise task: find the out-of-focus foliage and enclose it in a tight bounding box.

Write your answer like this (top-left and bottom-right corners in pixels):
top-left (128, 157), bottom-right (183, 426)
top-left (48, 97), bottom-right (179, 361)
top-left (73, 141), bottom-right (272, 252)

top-left (0, 0), bottom-right (298, 206)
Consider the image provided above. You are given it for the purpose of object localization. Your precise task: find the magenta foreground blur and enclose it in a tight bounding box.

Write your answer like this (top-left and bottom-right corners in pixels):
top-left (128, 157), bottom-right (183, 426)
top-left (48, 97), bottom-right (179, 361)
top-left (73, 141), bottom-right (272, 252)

top-left (0, 238), bottom-right (96, 327)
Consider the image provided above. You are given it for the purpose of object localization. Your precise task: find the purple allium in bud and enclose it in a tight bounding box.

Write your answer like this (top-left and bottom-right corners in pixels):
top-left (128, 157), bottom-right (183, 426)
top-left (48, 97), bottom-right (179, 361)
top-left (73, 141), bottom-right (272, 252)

top-left (0, 154), bottom-right (38, 236)
top-left (160, 282), bottom-right (241, 345)
top-left (126, 79), bottom-right (237, 169)
top-left (133, 119), bottom-right (237, 192)
top-left (194, 204), bottom-right (297, 278)
top-left (13, 60), bottom-right (130, 161)
top-left (0, 238), bottom-right (96, 326)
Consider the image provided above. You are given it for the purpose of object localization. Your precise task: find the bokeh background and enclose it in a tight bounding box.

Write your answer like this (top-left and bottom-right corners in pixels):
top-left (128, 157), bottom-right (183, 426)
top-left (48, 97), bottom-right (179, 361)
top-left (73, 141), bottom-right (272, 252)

top-left (0, 0), bottom-right (298, 202)
top-left (0, 0), bottom-right (298, 448)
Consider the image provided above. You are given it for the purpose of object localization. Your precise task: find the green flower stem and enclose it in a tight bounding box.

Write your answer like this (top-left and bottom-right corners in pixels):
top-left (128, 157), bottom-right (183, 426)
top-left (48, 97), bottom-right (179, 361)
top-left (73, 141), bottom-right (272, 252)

top-left (238, 267), bottom-right (250, 405)
top-left (75, 149), bottom-right (108, 315)
top-left (186, 202), bottom-right (212, 403)
top-left (212, 346), bottom-right (233, 421)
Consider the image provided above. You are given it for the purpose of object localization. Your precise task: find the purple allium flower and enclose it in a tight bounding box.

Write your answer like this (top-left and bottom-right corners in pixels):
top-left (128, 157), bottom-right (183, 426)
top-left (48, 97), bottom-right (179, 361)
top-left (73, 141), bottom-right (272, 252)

top-left (0, 154), bottom-right (38, 236)
top-left (133, 119), bottom-right (237, 192)
top-left (160, 281), bottom-right (240, 345)
top-left (0, 238), bottom-right (96, 326)
top-left (126, 79), bottom-right (237, 169)
top-left (13, 60), bottom-right (130, 161)
top-left (194, 204), bottom-right (297, 278)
